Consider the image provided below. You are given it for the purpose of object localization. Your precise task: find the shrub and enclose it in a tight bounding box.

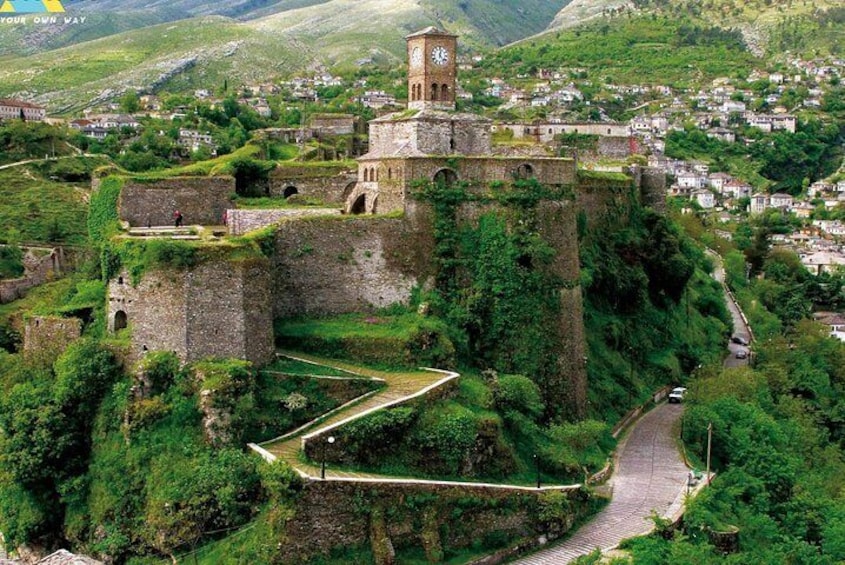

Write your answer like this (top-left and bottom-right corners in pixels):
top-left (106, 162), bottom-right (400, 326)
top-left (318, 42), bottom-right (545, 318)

top-left (412, 405), bottom-right (479, 475)
top-left (494, 374), bottom-right (545, 421)
top-left (137, 351), bottom-right (181, 394)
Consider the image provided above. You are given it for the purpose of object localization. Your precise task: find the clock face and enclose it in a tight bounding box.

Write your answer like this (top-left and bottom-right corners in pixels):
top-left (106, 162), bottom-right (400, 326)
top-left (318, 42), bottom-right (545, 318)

top-left (431, 46), bottom-right (449, 66)
top-left (410, 46), bottom-right (423, 68)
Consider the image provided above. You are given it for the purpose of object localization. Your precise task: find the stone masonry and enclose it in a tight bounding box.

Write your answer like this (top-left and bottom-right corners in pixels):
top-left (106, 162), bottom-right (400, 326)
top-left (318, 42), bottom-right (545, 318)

top-left (107, 258), bottom-right (274, 367)
top-left (23, 315), bottom-right (82, 365)
top-left (226, 208), bottom-right (341, 236)
top-left (269, 167), bottom-right (357, 203)
top-left (0, 246), bottom-right (64, 304)
top-left (281, 480), bottom-right (591, 564)
top-left (118, 176), bottom-right (235, 227)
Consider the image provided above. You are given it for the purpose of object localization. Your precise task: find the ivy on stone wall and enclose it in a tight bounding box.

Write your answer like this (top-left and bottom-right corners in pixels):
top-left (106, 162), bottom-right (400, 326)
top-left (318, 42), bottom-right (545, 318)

top-left (87, 176), bottom-right (123, 246)
top-left (414, 178), bottom-right (567, 414)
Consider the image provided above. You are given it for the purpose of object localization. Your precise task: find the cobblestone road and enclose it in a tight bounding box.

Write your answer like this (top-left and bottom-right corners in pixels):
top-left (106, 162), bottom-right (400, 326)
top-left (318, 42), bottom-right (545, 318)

top-left (512, 403), bottom-right (689, 564)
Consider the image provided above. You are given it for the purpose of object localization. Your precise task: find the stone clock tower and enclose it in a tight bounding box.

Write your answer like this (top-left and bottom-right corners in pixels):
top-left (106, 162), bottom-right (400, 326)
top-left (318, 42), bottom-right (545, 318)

top-left (406, 27), bottom-right (458, 111)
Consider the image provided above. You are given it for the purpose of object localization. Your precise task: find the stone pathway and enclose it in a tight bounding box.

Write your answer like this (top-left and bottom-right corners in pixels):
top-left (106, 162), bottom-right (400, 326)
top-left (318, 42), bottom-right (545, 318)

top-left (512, 403), bottom-right (689, 564)
top-left (253, 351), bottom-right (458, 480)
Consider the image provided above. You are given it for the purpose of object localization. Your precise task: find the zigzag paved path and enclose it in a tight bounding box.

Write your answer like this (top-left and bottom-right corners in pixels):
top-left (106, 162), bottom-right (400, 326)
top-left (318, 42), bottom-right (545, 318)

top-left (258, 351), bottom-right (457, 480)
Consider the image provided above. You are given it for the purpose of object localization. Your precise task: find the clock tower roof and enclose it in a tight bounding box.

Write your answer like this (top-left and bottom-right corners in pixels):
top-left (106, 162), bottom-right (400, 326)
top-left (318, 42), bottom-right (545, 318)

top-left (406, 26), bottom-right (457, 39)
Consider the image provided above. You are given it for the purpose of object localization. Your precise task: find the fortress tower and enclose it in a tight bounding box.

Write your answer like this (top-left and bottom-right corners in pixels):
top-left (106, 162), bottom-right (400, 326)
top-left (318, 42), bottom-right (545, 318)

top-left (406, 27), bottom-right (458, 111)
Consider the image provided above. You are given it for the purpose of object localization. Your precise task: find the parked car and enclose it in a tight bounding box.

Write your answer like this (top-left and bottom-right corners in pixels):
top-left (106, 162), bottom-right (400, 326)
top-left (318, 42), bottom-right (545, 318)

top-left (668, 387), bottom-right (687, 403)
top-left (735, 349), bottom-right (748, 359)
top-left (731, 335), bottom-right (749, 346)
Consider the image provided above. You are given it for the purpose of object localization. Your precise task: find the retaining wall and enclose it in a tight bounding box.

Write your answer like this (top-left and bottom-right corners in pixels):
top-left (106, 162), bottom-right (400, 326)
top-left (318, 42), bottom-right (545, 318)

top-left (0, 247), bottom-right (64, 304)
top-left (281, 480), bottom-right (591, 564)
top-left (118, 176), bottom-right (235, 227)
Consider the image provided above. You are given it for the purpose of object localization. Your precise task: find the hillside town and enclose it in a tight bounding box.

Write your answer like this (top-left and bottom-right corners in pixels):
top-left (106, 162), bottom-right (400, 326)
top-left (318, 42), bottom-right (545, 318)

top-left (3, 51), bottom-right (842, 290)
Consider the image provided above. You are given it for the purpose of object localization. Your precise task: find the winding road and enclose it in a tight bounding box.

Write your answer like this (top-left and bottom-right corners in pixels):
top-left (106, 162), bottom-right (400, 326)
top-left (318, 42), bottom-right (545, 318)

top-left (512, 250), bottom-right (748, 563)
top-left (512, 403), bottom-right (689, 564)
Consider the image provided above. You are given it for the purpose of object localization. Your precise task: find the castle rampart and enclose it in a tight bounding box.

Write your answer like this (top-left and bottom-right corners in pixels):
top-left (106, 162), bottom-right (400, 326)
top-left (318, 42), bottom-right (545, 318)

top-left (118, 176), bottom-right (235, 227)
top-left (108, 257), bottom-right (274, 366)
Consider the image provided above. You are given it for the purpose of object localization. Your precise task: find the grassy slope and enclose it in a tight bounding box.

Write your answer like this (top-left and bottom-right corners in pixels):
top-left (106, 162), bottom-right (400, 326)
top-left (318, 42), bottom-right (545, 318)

top-left (0, 159), bottom-right (104, 245)
top-left (549, 0), bottom-right (843, 57)
top-left (0, 17), bottom-right (311, 113)
top-left (0, 0), bottom-right (572, 110)
top-left (488, 16), bottom-right (760, 87)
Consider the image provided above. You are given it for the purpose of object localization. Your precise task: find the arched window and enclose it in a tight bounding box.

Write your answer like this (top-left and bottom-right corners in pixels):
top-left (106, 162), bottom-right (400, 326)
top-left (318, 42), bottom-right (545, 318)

top-left (387, 168), bottom-right (392, 180)
top-left (375, 168), bottom-right (379, 182)
top-left (431, 83), bottom-right (439, 101)
top-left (363, 168), bottom-right (369, 182)
top-left (433, 168), bottom-right (458, 186)
top-left (441, 84), bottom-right (449, 100)
top-left (283, 186), bottom-right (298, 198)
top-left (113, 310), bottom-right (128, 332)
top-left (515, 163), bottom-right (534, 180)
top-left (608, 128), bottom-right (612, 134)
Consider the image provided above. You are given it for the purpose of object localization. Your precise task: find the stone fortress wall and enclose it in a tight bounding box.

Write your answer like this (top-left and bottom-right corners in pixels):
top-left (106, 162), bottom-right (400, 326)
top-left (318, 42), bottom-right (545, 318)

top-left (105, 162), bottom-right (661, 416)
top-left (268, 167), bottom-right (357, 203)
top-left (23, 315), bottom-right (82, 365)
top-left (282, 480), bottom-right (591, 564)
top-left (119, 176), bottom-right (235, 227)
top-left (0, 246), bottom-right (65, 304)
top-left (107, 259), bottom-right (274, 367)
top-left (271, 214), bottom-right (432, 318)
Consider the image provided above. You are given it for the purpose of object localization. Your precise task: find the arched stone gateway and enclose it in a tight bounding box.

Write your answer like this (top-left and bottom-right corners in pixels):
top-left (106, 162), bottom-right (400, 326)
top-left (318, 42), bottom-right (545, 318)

top-left (433, 168), bottom-right (458, 186)
top-left (350, 194), bottom-right (367, 215)
top-left (113, 310), bottom-right (128, 332)
top-left (283, 186), bottom-right (299, 198)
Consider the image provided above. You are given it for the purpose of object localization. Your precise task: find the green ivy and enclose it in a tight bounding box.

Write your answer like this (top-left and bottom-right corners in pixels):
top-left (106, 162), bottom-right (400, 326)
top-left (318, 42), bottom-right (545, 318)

top-left (87, 176), bottom-right (123, 246)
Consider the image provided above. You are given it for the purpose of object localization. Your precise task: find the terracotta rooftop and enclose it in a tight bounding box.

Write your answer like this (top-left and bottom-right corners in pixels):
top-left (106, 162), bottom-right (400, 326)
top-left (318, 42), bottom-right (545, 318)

top-left (0, 98), bottom-right (45, 110)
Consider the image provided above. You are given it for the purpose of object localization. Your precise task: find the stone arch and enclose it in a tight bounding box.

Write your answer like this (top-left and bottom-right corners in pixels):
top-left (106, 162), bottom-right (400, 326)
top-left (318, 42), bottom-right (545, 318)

top-left (283, 186), bottom-right (299, 198)
top-left (113, 310), bottom-right (128, 332)
top-left (515, 163), bottom-right (535, 179)
top-left (441, 84), bottom-right (449, 101)
top-left (351, 194), bottom-right (367, 215)
top-left (607, 128), bottom-right (612, 134)
top-left (433, 168), bottom-right (458, 186)
top-left (341, 181), bottom-right (357, 202)
top-left (431, 83), bottom-right (439, 101)
top-left (371, 195), bottom-right (378, 214)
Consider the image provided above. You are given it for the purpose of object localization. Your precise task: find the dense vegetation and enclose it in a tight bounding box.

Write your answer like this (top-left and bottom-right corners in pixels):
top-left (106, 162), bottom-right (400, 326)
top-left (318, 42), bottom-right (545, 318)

top-left (485, 16), bottom-right (758, 87)
top-left (666, 119), bottom-right (845, 194)
top-left (603, 194), bottom-right (844, 563)
top-left (620, 320), bottom-right (845, 563)
top-left (579, 196), bottom-right (730, 423)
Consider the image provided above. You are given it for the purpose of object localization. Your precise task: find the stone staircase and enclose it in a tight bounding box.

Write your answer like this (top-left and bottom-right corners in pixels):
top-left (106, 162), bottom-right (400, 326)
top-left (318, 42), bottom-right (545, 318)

top-left (254, 351), bottom-right (458, 480)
